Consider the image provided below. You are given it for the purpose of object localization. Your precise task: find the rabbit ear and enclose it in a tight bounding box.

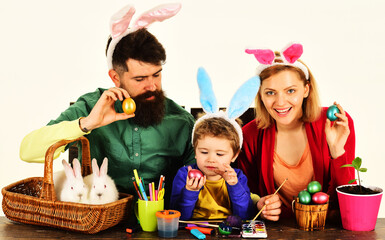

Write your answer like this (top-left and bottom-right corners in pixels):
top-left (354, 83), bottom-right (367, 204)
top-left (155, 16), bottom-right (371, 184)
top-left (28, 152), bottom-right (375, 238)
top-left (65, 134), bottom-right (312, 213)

top-left (227, 76), bottom-right (260, 119)
top-left (110, 5), bottom-right (136, 39)
top-left (72, 158), bottom-right (82, 179)
top-left (91, 158), bottom-right (100, 177)
top-left (197, 67), bottom-right (218, 114)
top-left (62, 159), bottom-right (75, 180)
top-left (245, 49), bottom-right (275, 65)
top-left (99, 158), bottom-right (109, 177)
top-left (282, 43), bottom-right (303, 63)
top-left (132, 3), bottom-right (181, 30)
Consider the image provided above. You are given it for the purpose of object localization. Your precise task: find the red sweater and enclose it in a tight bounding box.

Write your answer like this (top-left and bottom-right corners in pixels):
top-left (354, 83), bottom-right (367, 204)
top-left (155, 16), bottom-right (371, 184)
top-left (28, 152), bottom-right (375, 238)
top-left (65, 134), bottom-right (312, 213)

top-left (237, 107), bottom-right (355, 217)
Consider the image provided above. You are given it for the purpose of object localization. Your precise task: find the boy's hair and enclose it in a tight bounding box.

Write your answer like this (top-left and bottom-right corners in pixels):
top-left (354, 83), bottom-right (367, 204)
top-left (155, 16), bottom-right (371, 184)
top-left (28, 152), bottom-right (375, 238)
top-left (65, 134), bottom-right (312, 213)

top-left (255, 53), bottom-right (321, 129)
top-left (192, 116), bottom-right (241, 156)
top-left (105, 28), bottom-right (166, 75)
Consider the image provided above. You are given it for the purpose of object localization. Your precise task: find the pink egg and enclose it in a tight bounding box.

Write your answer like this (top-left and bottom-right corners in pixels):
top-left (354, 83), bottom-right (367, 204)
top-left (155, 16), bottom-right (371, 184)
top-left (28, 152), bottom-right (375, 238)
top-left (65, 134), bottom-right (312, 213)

top-left (312, 192), bottom-right (329, 204)
top-left (188, 169), bottom-right (204, 179)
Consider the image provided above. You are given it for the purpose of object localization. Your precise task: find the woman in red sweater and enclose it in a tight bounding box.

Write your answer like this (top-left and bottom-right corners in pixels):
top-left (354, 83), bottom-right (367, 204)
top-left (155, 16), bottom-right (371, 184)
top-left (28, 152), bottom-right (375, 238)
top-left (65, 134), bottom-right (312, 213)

top-left (237, 43), bottom-right (355, 220)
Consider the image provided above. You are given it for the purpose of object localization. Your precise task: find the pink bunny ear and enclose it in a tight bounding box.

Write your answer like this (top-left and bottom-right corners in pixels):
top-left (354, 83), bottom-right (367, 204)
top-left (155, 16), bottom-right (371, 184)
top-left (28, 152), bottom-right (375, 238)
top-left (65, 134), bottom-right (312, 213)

top-left (245, 49), bottom-right (275, 65)
top-left (132, 3), bottom-right (181, 30)
top-left (110, 5), bottom-right (136, 39)
top-left (282, 43), bottom-right (303, 63)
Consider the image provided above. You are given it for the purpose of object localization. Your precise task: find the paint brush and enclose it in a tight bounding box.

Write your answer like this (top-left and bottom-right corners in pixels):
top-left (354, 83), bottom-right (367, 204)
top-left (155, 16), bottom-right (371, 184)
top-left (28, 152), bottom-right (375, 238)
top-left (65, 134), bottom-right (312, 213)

top-left (248, 178), bottom-right (288, 227)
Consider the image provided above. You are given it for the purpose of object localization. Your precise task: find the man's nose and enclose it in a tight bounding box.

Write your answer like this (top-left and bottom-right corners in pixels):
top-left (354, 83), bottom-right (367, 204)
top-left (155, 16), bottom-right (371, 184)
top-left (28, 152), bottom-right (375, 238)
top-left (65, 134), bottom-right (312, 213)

top-left (145, 77), bottom-right (156, 91)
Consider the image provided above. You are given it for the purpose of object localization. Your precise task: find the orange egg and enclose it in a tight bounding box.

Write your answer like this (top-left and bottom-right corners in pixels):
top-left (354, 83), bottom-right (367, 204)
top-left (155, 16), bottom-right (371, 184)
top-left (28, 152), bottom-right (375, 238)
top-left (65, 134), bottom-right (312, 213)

top-left (122, 98), bottom-right (136, 115)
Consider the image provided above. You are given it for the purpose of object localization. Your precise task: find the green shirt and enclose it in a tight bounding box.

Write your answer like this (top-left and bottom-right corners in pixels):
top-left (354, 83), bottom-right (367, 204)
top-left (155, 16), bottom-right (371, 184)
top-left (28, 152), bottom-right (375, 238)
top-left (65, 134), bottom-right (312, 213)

top-left (20, 88), bottom-right (196, 203)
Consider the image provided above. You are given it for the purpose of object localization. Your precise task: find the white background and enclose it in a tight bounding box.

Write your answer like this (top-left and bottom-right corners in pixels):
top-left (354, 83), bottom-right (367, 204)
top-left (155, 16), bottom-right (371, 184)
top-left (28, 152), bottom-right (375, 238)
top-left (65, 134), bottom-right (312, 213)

top-left (1, 0), bottom-right (384, 217)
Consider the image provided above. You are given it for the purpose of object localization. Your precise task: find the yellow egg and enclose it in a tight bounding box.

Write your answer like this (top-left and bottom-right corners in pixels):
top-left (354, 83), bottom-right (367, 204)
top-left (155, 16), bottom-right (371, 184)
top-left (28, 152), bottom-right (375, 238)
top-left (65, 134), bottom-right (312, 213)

top-left (122, 98), bottom-right (136, 115)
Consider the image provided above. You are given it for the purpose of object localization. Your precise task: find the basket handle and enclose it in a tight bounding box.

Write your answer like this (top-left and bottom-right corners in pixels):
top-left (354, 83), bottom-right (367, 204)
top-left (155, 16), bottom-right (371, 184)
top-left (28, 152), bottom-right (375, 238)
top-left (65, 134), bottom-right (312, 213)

top-left (40, 136), bottom-right (92, 201)
top-left (292, 197), bottom-right (299, 213)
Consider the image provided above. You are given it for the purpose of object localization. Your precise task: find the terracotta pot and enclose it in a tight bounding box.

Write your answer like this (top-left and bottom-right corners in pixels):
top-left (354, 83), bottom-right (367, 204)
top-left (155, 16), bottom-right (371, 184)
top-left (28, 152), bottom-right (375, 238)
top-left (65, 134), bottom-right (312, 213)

top-left (336, 184), bottom-right (383, 231)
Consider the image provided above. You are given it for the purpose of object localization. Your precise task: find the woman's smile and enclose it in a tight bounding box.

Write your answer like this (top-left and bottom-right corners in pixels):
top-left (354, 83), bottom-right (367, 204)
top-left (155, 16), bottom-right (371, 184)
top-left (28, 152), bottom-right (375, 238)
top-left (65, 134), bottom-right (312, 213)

top-left (274, 107), bottom-right (292, 116)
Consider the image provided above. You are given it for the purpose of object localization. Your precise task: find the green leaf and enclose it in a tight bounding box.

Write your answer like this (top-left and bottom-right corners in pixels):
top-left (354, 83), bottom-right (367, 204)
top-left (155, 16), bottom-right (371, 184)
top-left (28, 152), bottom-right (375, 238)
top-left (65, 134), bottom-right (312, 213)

top-left (348, 179), bottom-right (357, 184)
top-left (352, 157), bottom-right (362, 169)
top-left (341, 164), bottom-right (354, 168)
top-left (359, 168), bottom-right (367, 172)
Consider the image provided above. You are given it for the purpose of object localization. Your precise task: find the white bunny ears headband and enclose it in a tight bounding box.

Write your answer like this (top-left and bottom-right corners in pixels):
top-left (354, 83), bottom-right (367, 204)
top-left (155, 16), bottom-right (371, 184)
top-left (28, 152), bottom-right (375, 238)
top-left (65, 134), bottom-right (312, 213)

top-left (106, 3), bottom-right (182, 70)
top-left (245, 43), bottom-right (309, 80)
top-left (193, 68), bottom-right (260, 148)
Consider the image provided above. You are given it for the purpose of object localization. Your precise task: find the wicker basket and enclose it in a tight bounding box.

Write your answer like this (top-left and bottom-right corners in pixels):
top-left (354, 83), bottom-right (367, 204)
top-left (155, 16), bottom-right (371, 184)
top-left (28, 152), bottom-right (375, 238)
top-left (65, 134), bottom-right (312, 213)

top-left (2, 137), bottom-right (133, 234)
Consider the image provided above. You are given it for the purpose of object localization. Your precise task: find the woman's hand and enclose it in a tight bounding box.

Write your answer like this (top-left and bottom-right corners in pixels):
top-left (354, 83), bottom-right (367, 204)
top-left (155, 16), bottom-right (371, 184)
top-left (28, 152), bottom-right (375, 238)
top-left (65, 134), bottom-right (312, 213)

top-left (79, 87), bottom-right (135, 131)
top-left (256, 194), bottom-right (282, 221)
top-left (325, 102), bottom-right (350, 159)
top-left (186, 166), bottom-right (206, 191)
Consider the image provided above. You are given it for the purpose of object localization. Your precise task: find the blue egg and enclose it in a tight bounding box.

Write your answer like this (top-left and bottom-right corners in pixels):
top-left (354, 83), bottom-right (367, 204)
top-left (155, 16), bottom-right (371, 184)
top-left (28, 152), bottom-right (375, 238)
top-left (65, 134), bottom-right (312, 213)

top-left (327, 105), bottom-right (340, 121)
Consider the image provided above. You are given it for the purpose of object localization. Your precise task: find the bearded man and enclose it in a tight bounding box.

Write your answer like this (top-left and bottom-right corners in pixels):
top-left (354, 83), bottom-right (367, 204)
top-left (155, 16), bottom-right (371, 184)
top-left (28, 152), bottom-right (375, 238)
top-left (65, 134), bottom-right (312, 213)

top-left (20, 7), bottom-right (195, 205)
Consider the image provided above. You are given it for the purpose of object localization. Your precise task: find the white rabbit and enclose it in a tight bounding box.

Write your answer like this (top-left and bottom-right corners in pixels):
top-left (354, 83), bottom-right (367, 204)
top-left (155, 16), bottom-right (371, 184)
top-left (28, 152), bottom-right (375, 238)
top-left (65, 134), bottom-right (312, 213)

top-left (53, 158), bottom-right (89, 203)
top-left (84, 157), bottom-right (119, 205)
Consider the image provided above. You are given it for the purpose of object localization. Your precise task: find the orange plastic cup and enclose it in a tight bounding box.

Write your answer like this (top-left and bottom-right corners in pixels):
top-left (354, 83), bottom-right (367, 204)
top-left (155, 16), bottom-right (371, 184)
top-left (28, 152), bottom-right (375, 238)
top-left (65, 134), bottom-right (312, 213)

top-left (156, 210), bottom-right (181, 238)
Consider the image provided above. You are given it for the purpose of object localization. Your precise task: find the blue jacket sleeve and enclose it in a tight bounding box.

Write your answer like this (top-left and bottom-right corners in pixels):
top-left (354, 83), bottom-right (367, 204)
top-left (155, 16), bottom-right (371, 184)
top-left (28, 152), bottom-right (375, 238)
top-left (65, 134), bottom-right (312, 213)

top-left (170, 165), bottom-right (200, 220)
top-left (227, 168), bottom-right (255, 220)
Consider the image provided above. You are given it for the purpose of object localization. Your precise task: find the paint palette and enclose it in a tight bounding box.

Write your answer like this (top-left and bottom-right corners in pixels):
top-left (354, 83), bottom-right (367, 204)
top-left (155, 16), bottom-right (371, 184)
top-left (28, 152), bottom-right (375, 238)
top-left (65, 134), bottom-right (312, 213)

top-left (241, 220), bottom-right (267, 238)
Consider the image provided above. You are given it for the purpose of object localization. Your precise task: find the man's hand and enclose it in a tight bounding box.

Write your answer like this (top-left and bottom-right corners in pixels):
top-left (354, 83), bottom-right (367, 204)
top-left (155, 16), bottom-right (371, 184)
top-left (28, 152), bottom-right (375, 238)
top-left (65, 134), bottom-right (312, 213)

top-left (79, 87), bottom-right (135, 131)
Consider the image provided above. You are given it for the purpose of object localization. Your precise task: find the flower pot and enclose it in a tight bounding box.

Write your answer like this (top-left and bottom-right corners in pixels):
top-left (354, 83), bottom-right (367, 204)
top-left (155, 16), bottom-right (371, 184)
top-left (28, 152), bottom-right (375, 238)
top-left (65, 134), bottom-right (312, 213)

top-left (336, 184), bottom-right (383, 231)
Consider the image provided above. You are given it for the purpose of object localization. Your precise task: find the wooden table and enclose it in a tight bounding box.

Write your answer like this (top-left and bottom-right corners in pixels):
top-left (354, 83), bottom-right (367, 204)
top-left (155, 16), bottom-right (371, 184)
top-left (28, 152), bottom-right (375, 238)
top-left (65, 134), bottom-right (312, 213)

top-left (0, 216), bottom-right (384, 239)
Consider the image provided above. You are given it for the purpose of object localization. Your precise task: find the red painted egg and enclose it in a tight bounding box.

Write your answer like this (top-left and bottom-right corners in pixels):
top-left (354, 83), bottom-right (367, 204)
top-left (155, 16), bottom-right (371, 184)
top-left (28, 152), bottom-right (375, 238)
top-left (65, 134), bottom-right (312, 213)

top-left (188, 169), bottom-right (204, 179)
top-left (312, 192), bottom-right (329, 204)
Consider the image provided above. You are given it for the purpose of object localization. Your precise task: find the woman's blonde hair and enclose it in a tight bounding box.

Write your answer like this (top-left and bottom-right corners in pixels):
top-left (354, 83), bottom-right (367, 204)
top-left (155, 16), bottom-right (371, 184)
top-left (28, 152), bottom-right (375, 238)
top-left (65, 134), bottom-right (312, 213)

top-left (255, 52), bottom-right (321, 129)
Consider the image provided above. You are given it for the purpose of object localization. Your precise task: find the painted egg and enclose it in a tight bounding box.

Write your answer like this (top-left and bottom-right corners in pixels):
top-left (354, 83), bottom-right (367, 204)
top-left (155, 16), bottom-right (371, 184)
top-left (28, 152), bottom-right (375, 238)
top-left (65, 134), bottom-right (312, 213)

top-left (122, 98), bottom-right (136, 115)
top-left (312, 192), bottom-right (329, 204)
top-left (326, 105), bottom-right (340, 121)
top-left (298, 190), bottom-right (311, 204)
top-left (219, 222), bottom-right (232, 235)
top-left (307, 181), bottom-right (322, 194)
top-left (188, 169), bottom-right (204, 179)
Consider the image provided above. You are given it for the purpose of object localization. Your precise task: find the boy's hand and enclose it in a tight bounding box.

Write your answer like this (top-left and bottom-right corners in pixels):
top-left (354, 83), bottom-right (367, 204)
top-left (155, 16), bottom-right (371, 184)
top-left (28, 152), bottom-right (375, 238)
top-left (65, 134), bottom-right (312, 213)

top-left (214, 163), bottom-right (238, 185)
top-left (185, 166), bottom-right (206, 191)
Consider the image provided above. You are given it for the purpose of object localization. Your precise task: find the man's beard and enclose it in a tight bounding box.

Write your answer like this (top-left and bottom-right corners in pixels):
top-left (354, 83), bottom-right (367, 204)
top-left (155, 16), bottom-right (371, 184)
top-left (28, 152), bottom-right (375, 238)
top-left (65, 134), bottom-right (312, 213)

top-left (131, 90), bottom-right (166, 128)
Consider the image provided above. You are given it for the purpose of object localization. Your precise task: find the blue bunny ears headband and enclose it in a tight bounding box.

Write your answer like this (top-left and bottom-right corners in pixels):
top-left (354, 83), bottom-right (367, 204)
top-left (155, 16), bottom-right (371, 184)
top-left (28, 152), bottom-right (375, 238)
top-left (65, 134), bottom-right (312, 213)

top-left (193, 68), bottom-right (260, 149)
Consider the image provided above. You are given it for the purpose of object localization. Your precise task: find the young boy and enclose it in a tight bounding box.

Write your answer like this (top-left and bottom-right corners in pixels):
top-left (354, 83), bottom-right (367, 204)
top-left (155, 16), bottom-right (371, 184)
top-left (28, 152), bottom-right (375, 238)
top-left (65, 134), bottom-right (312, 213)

top-left (170, 116), bottom-right (255, 220)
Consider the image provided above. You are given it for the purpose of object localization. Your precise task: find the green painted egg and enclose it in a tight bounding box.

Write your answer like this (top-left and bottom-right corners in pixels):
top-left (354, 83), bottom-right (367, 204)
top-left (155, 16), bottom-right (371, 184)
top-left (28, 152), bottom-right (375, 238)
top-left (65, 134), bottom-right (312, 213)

top-left (307, 181), bottom-right (322, 194)
top-left (298, 190), bottom-right (311, 204)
